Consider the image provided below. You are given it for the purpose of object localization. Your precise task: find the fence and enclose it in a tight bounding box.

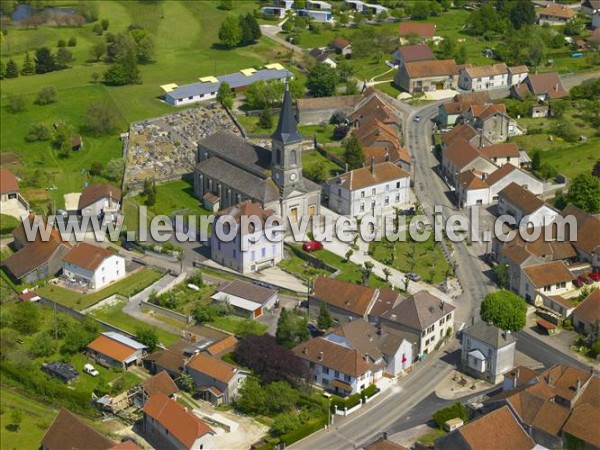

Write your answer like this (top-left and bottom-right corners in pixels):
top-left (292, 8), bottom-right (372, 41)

top-left (81, 294), bottom-right (128, 314)
top-left (143, 301), bottom-right (191, 324)
top-left (315, 143), bottom-right (345, 169)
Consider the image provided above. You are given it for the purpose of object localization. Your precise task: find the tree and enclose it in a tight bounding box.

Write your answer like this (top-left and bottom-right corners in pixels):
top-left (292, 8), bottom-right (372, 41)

top-left (103, 159), bottom-right (125, 181)
top-left (25, 123), bottom-right (52, 142)
top-left (0, 61), bottom-right (4, 80)
top-left (216, 82), bottom-right (234, 109)
top-left (77, 0), bottom-right (99, 21)
top-left (130, 29), bottom-right (154, 64)
top-left (56, 47), bottom-right (74, 68)
top-left (218, 15), bottom-right (242, 48)
top-left (239, 13), bottom-right (261, 45)
top-left (276, 308), bottom-right (309, 348)
top-left (527, 35), bottom-right (545, 70)
top-left (10, 302), bottom-right (40, 334)
top-left (272, 412), bottom-right (302, 436)
top-left (90, 161), bottom-right (104, 176)
top-left (53, 122), bottom-right (73, 157)
top-left (549, 99), bottom-right (567, 119)
top-left (236, 377), bottom-right (267, 415)
top-left (346, 79), bottom-right (358, 95)
top-left (480, 290), bottom-right (527, 332)
top-left (455, 45), bottom-right (468, 65)
top-left (61, 319), bottom-right (100, 354)
top-left (68, 36), bottom-right (77, 47)
top-left (7, 94), bottom-right (25, 113)
top-left (135, 327), bottom-right (159, 351)
top-left (233, 334), bottom-right (309, 386)
top-left (9, 409), bottom-right (22, 432)
top-left (317, 303), bottom-right (333, 330)
top-left (360, 261), bottom-right (374, 286)
top-left (410, 1), bottom-right (432, 19)
top-left (104, 33), bottom-right (140, 85)
top-left (343, 135), bottom-right (365, 170)
top-left (179, 372), bottom-right (196, 393)
top-left (307, 63), bottom-right (339, 97)
top-left (438, 36), bottom-right (456, 60)
top-left (5, 59), bottom-right (19, 78)
top-left (34, 47), bottom-right (56, 74)
top-left (509, 0), bottom-right (536, 29)
top-left (565, 173), bottom-right (600, 213)
top-left (143, 178), bottom-right (156, 206)
top-left (345, 248), bottom-right (353, 262)
top-left (93, 23), bottom-right (103, 35)
top-left (83, 101), bottom-right (116, 135)
top-left (90, 40), bottom-right (107, 62)
top-left (494, 264), bottom-right (509, 289)
top-left (29, 332), bottom-right (56, 358)
top-left (101, 19), bottom-right (109, 31)
top-left (304, 160), bottom-right (327, 183)
top-left (383, 267), bottom-right (392, 282)
top-left (433, 402), bottom-right (468, 429)
top-left (35, 86), bottom-right (57, 105)
top-left (58, 38), bottom-right (66, 47)
top-left (259, 108), bottom-right (273, 129)
top-left (337, 60), bottom-right (354, 82)
top-left (20, 53), bottom-right (34, 76)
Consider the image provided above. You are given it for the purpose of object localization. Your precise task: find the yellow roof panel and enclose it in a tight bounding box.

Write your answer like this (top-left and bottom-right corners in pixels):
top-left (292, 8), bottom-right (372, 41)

top-left (199, 76), bottom-right (219, 83)
top-left (240, 68), bottom-right (257, 76)
top-left (160, 83), bottom-right (178, 92)
top-left (265, 63), bottom-right (285, 71)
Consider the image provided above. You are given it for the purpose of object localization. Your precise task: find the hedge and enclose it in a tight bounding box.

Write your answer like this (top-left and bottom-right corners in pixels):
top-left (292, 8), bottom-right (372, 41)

top-left (361, 384), bottom-right (379, 398)
top-left (280, 415), bottom-right (327, 446)
top-left (330, 384), bottom-right (379, 411)
top-left (432, 402), bottom-right (469, 429)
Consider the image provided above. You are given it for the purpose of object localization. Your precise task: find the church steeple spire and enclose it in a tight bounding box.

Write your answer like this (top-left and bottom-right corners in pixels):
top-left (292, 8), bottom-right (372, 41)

top-left (271, 83), bottom-right (302, 144)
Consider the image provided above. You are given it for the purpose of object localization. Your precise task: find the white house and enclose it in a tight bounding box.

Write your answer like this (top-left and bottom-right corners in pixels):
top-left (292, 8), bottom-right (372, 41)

top-left (210, 200), bottom-right (284, 274)
top-left (62, 243), bottom-right (125, 290)
top-left (0, 168), bottom-right (29, 219)
top-left (211, 279), bottom-right (278, 319)
top-left (441, 138), bottom-right (497, 188)
top-left (461, 321), bottom-right (517, 384)
top-left (297, 8), bottom-right (333, 22)
top-left (581, 0), bottom-right (600, 16)
top-left (520, 260), bottom-right (575, 304)
top-left (306, 0), bottom-right (332, 10)
top-left (458, 64), bottom-right (509, 91)
top-left (344, 0), bottom-right (388, 14)
top-left (537, 3), bottom-right (576, 25)
top-left (508, 65), bottom-right (529, 86)
top-left (327, 161), bottom-right (411, 217)
top-left (78, 183), bottom-right (121, 221)
top-left (143, 392), bottom-right (214, 450)
top-left (497, 183), bottom-right (559, 229)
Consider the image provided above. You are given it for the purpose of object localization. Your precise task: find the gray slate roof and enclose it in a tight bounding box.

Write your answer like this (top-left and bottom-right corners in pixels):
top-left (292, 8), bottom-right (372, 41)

top-left (272, 86), bottom-right (303, 144)
top-left (166, 68), bottom-right (292, 101)
top-left (218, 279), bottom-right (277, 304)
top-left (380, 290), bottom-right (455, 331)
top-left (463, 321), bottom-right (517, 349)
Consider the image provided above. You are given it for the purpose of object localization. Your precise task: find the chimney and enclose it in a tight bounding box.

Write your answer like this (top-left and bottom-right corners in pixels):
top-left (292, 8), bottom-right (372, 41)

top-left (383, 431), bottom-right (388, 441)
top-left (576, 378), bottom-right (581, 393)
top-left (513, 368), bottom-right (520, 388)
top-left (345, 163), bottom-right (349, 173)
top-left (318, 351), bottom-right (324, 361)
top-left (377, 322), bottom-right (383, 335)
top-left (370, 156), bottom-right (375, 175)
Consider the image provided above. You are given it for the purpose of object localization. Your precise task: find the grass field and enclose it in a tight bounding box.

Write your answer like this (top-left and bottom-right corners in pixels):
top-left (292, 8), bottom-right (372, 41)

top-left (1, 1), bottom-right (288, 212)
top-left (0, 214), bottom-right (20, 235)
top-left (89, 300), bottom-right (180, 346)
top-left (36, 268), bottom-right (162, 310)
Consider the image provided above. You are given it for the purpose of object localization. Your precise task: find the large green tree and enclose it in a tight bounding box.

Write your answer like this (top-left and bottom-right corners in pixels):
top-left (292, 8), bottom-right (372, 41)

top-left (480, 290), bottom-right (527, 332)
top-left (239, 13), bottom-right (261, 45)
top-left (509, 0), bottom-right (536, 29)
top-left (20, 52), bottom-right (35, 76)
top-left (343, 135), bottom-right (365, 170)
top-left (275, 308), bottom-right (309, 349)
top-left (5, 59), bottom-right (19, 78)
top-left (218, 15), bottom-right (242, 48)
top-left (34, 47), bottom-right (56, 74)
top-left (317, 303), bottom-right (333, 330)
top-left (307, 64), bottom-right (339, 98)
top-left (565, 173), bottom-right (600, 213)
top-left (216, 82), bottom-right (234, 109)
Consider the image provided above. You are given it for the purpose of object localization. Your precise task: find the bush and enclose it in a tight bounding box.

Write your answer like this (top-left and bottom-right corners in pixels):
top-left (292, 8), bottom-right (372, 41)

top-left (271, 412), bottom-right (302, 436)
top-left (57, 39), bottom-right (66, 47)
top-left (361, 384), bottom-right (378, 398)
top-left (6, 94), bottom-right (26, 113)
top-left (331, 392), bottom-right (361, 411)
top-left (89, 161), bottom-right (104, 176)
top-left (68, 36), bottom-right (77, 47)
top-left (432, 402), bottom-right (468, 429)
top-left (280, 416), bottom-right (327, 446)
top-left (35, 86), bottom-right (57, 105)
top-left (25, 123), bottom-right (52, 142)
top-left (591, 341), bottom-right (600, 357)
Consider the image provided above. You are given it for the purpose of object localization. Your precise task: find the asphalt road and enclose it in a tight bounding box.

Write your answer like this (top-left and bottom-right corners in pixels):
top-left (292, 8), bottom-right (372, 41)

top-left (516, 330), bottom-right (594, 372)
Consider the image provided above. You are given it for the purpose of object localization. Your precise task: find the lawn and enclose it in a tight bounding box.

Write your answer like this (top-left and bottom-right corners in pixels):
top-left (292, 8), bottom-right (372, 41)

top-left (36, 268), bottom-right (163, 310)
top-left (209, 314), bottom-right (268, 335)
top-left (0, 214), bottom-right (20, 236)
top-left (302, 149), bottom-right (343, 179)
top-left (369, 234), bottom-right (451, 285)
top-left (1, 0), bottom-right (289, 211)
top-left (89, 300), bottom-right (180, 346)
top-left (540, 139), bottom-right (600, 180)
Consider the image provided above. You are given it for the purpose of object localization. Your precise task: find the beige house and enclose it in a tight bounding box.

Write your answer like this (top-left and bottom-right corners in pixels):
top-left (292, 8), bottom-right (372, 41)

top-left (394, 59), bottom-right (459, 93)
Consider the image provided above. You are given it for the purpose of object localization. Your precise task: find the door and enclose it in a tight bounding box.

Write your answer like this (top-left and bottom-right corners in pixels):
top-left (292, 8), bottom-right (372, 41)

top-left (290, 207), bottom-right (298, 222)
top-left (308, 205), bottom-right (316, 217)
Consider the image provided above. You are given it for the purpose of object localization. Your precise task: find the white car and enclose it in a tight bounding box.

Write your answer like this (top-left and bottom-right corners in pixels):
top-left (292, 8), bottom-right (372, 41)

top-left (413, 115), bottom-right (421, 123)
top-left (83, 363), bottom-right (99, 377)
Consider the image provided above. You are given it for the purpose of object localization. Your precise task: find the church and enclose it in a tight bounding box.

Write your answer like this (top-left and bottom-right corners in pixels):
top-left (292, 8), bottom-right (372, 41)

top-left (194, 87), bottom-right (321, 224)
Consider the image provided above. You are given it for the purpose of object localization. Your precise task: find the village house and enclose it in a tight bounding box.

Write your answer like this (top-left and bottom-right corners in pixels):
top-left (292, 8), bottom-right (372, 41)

top-left (211, 279), bottom-right (278, 319)
top-left (438, 92), bottom-right (492, 126)
top-left (390, 44), bottom-right (435, 68)
top-left (0, 168), bottom-right (29, 218)
top-left (210, 201), bottom-right (284, 274)
top-left (485, 364), bottom-right (599, 449)
top-left (348, 88), bottom-right (402, 131)
top-left (376, 291), bottom-right (455, 357)
top-left (308, 276), bottom-right (399, 325)
top-left (332, 320), bottom-right (414, 378)
top-left (331, 36), bottom-right (352, 56)
top-left (520, 260), bottom-right (575, 304)
top-left (398, 22), bottom-right (437, 44)
top-left (343, 0), bottom-right (388, 15)
top-left (296, 95), bottom-right (361, 125)
top-left (497, 183), bottom-right (559, 229)
top-left (441, 123), bottom-right (492, 150)
top-left (131, 370), bottom-right (179, 408)
top-left (42, 408), bottom-right (132, 450)
top-left (537, 3), bottom-right (576, 25)
top-left (461, 321), bottom-right (517, 384)
top-left (87, 332), bottom-right (148, 370)
top-left (307, 0), bottom-right (333, 11)
top-left (572, 289), bottom-right (600, 336)
top-left (2, 214), bottom-right (71, 284)
top-left (326, 161), bottom-right (411, 217)
top-left (184, 352), bottom-right (247, 405)
top-left (458, 63), bottom-right (510, 91)
top-left (508, 65), bottom-right (529, 86)
top-left (511, 73), bottom-right (568, 101)
top-left (62, 242), bottom-right (126, 290)
top-left (144, 340), bottom-right (188, 379)
top-left (435, 406), bottom-right (535, 450)
top-left (293, 334), bottom-right (376, 396)
top-left (562, 204), bottom-right (600, 270)
top-left (195, 88), bottom-right (321, 225)
top-left (309, 48), bottom-right (337, 68)
top-left (461, 103), bottom-right (521, 143)
top-left (143, 392), bottom-right (215, 450)
top-left (394, 59), bottom-right (459, 94)
top-left (297, 8), bottom-right (334, 22)
top-left (581, 0), bottom-right (600, 15)
top-left (78, 183), bottom-right (121, 221)
top-left (456, 162), bottom-right (544, 208)
top-left (441, 138), bottom-right (497, 188)
top-left (541, 293), bottom-right (578, 319)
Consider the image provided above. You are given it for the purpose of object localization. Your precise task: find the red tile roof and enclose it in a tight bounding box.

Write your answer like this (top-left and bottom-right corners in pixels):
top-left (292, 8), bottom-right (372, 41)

top-left (443, 138), bottom-right (483, 169)
top-left (294, 336), bottom-right (373, 377)
top-left (185, 352), bottom-right (238, 384)
top-left (78, 183), bottom-right (121, 210)
top-left (403, 59), bottom-right (459, 78)
top-left (0, 168), bottom-right (19, 194)
top-left (331, 36), bottom-right (350, 50)
top-left (394, 44), bottom-right (435, 63)
top-left (142, 370), bottom-right (179, 398)
top-left (42, 408), bottom-right (115, 450)
top-left (522, 261), bottom-right (575, 288)
top-left (398, 22), bottom-right (436, 37)
top-left (62, 242), bottom-right (117, 271)
top-left (538, 3), bottom-right (576, 19)
top-left (572, 289), bottom-right (600, 325)
top-left (143, 393), bottom-right (213, 449)
top-left (331, 162), bottom-right (409, 191)
top-left (311, 276), bottom-right (377, 316)
top-left (87, 335), bottom-right (139, 363)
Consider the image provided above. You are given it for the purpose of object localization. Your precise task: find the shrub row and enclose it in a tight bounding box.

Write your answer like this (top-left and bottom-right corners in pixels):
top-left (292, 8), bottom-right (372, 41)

top-left (280, 415), bottom-right (328, 446)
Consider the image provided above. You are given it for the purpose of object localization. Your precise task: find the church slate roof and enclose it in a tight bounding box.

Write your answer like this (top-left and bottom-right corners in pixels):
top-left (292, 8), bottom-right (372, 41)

top-left (271, 87), bottom-right (302, 144)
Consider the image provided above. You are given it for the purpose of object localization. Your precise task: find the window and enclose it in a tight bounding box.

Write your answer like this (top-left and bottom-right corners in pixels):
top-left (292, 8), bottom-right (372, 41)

top-left (396, 182), bottom-right (401, 188)
top-left (290, 150), bottom-right (297, 166)
top-left (371, 188), bottom-right (376, 196)
top-left (360, 203), bottom-right (365, 212)
top-left (251, 251), bottom-right (255, 261)
top-left (261, 248), bottom-right (267, 258)
top-left (385, 197), bottom-right (389, 205)
top-left (543, 285), bottom-right (551, 292)
top-left (188, 96), bottom-right (193, 100)
top-left (322, 378), bottom-right (329, 385)
top-left (335, 371), bottom-right (339, 377)
top-left (385, 184), bottom-right (390, 192)
top-left (323, 367), bottom-right (330, 374)
top-left (338, 188), bottom-right (342, 195)
top-left (361, 191), bottom-right (365, 198)
top-left (233, 249), bottom-right (237, 259)
top-left (344, 374), bottom-right (351, 382)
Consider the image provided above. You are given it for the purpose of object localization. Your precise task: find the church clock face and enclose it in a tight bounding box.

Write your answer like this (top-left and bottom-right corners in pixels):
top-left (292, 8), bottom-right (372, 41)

top-left (289, 173), bottom-right (297, 182)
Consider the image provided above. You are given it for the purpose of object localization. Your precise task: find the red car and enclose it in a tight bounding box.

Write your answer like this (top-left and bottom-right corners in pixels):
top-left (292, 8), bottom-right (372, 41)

top-left (303, 241), bottom-right (323, 252)
top-left (588, 272), bottom-right (600, 282)
top-left (574, 278), bottom-right (584, 288)
top-left (580, 275), bottom-right (593, 285)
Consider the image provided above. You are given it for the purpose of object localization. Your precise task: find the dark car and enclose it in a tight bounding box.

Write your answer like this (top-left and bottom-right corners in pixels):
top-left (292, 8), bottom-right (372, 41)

top-left (308, 324), bottom-right (323, 337)
top-left (574, 277), bottom-right (584, 288)
top-left (406, 272), bottom-right (421, 282)
top-left (122, 240), bottom-right (135, 251)
top-left (580, 275), bottom-right (593, 286)
top-left (303, 241), bottom-right (323, 252)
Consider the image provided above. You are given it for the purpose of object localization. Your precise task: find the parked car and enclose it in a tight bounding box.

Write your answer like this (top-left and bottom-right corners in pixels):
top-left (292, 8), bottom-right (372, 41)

top-left (413, 115), bottom-right (421, 123)
top-left (588, 272), bottom-right (600, 282)
top-left (406, 272), bottom-right (421, 282)
top-left (580, 275), bottom-right (593, 286)
top-left (83, 363), bottom-right (99, 377)
top-left (574, 278), bottom-right (584, 288)
top-left (308, 324), bottom-right (323, 338)
top-left (121, 240), bottom-right (135, 251)
top-left (303, 241), bottom-right (323, 252)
